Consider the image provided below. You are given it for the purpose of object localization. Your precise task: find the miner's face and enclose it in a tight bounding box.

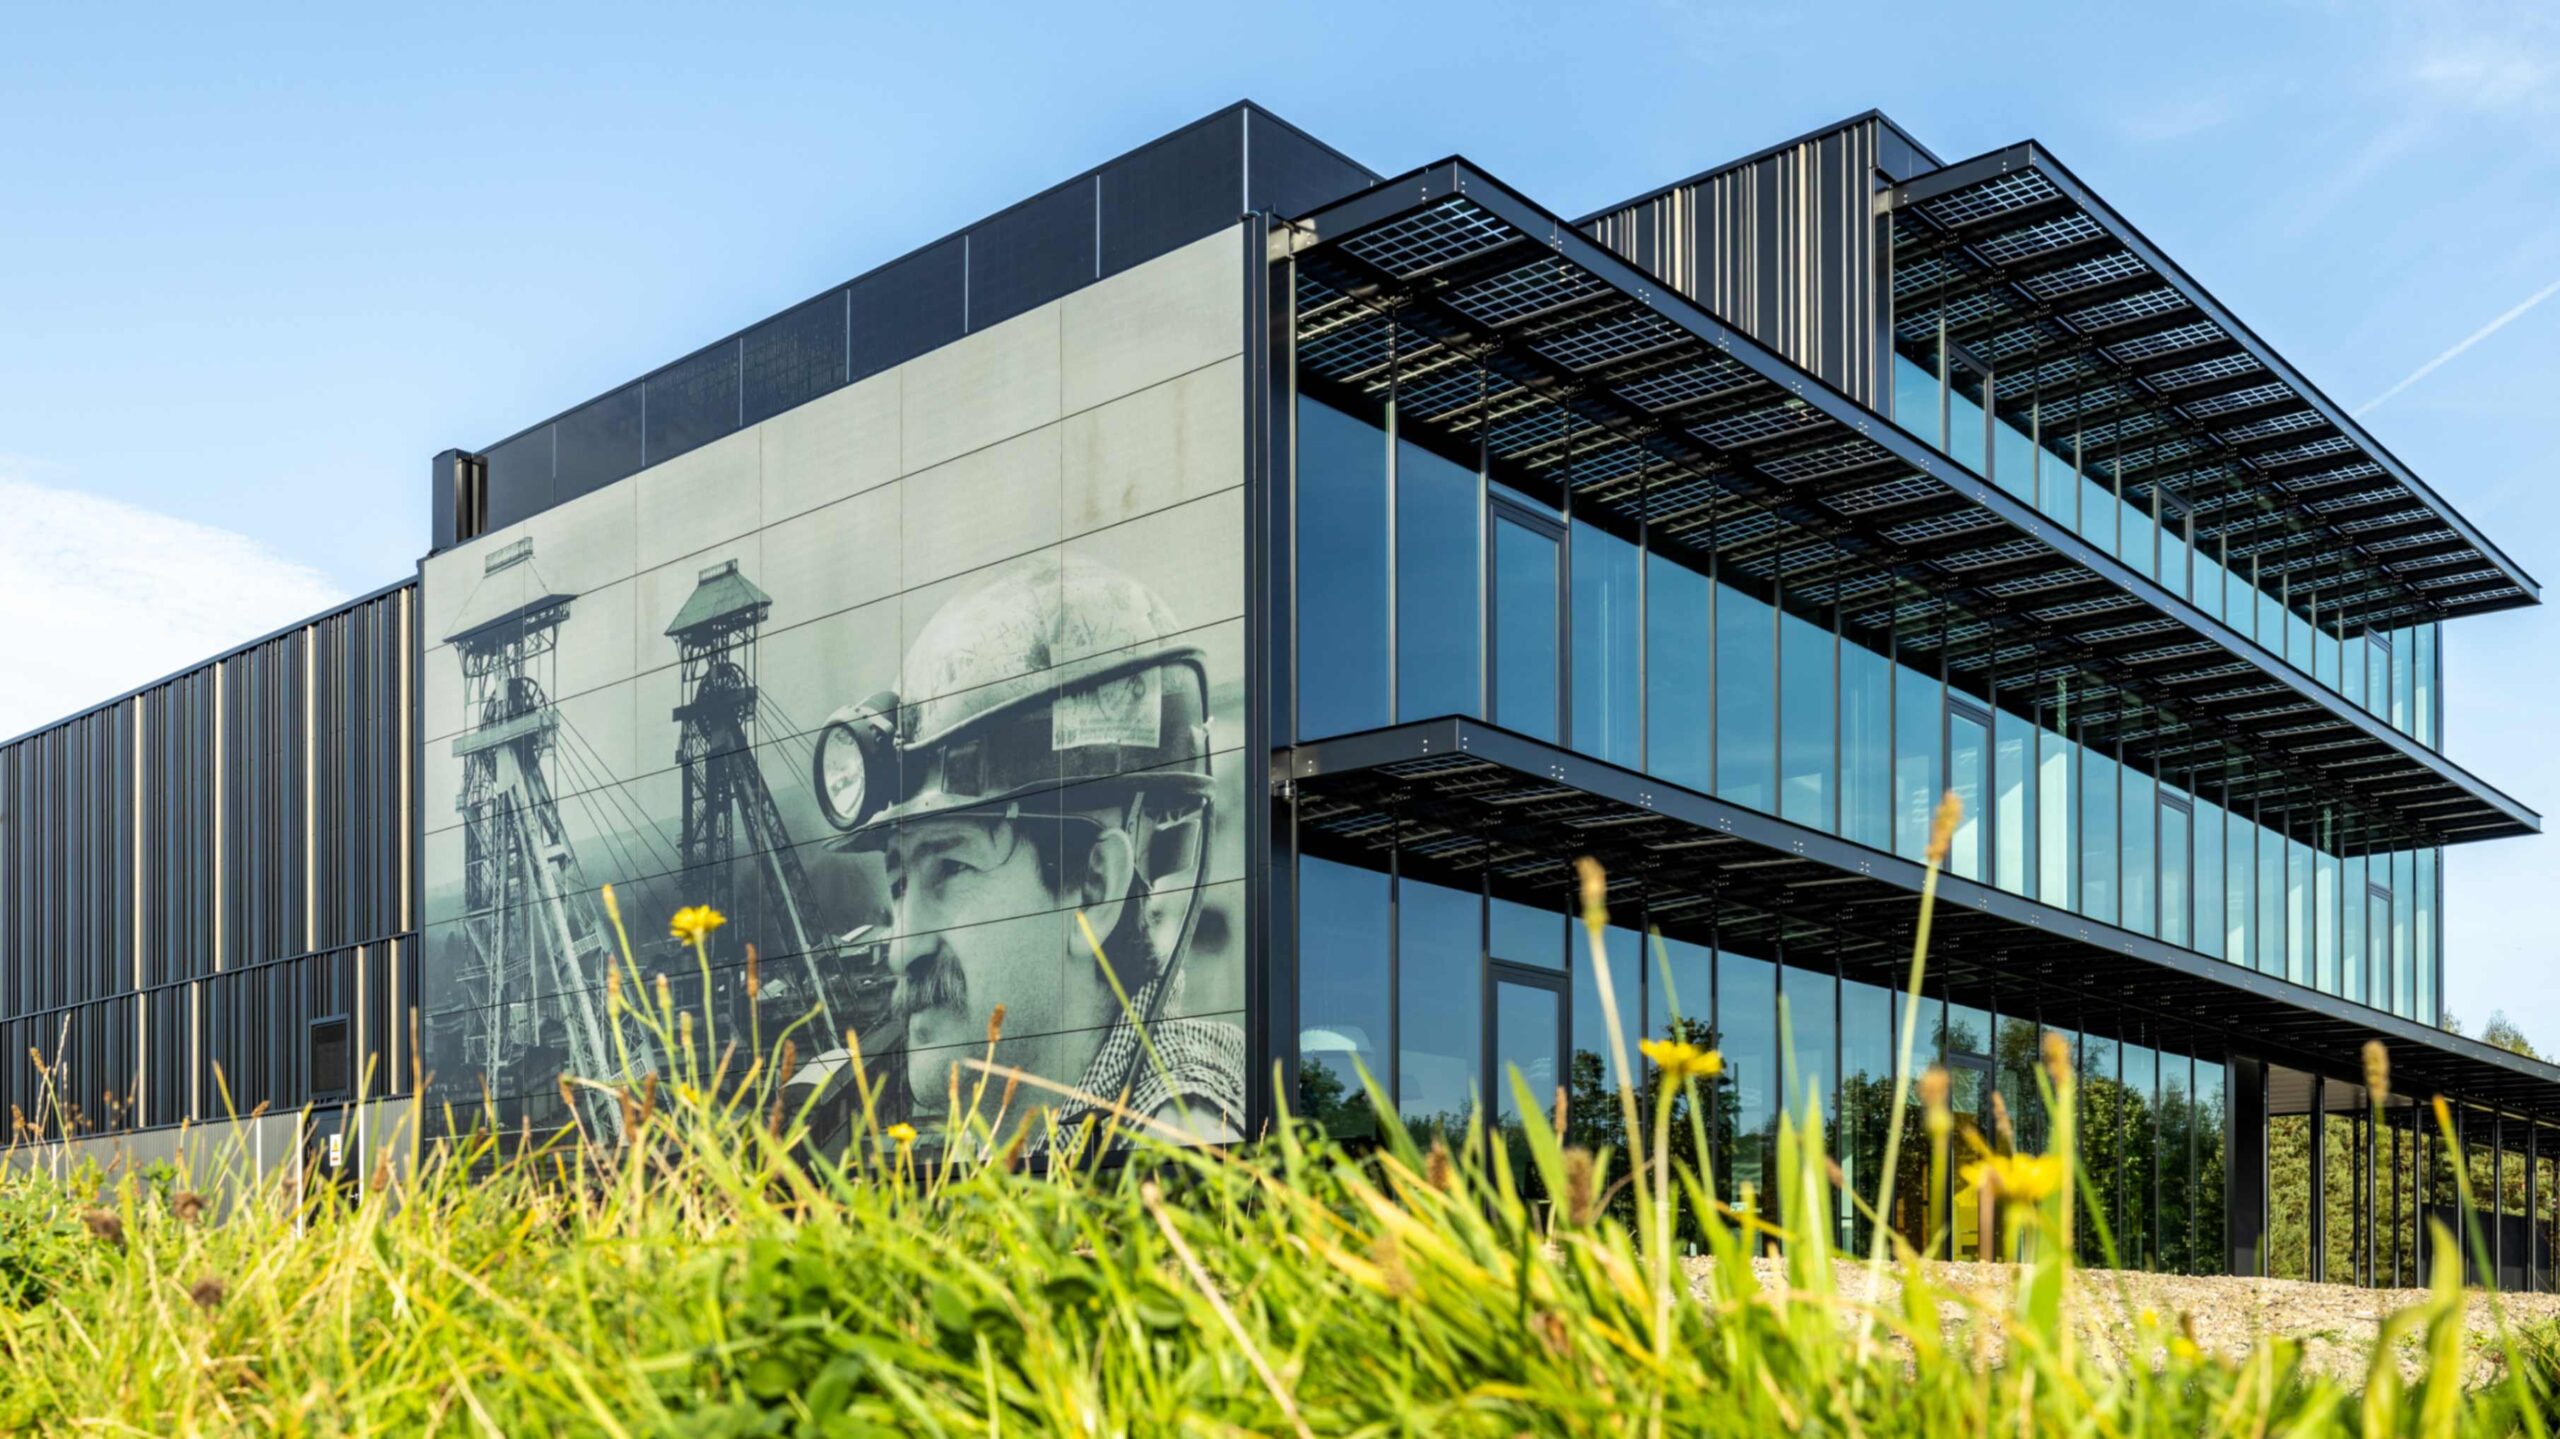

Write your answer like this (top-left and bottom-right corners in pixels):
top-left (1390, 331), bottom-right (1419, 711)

top-left (884, 813), bottom-right (1067, 1115)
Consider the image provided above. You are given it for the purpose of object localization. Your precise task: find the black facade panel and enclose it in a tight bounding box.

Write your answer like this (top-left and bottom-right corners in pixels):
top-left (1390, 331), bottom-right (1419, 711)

top-left (1242, 108), bottom-right (1376, 222)
top-left (847, 234), bottom-right (966, 383)
top-left (0, 585), bottom-right (415, 1141)
top-left (741, 289), bottom-right (849, 428)
top-left (482, 427), bottom-right (555, 532)
top-left (554, 382), bottom-right (644, 502)
top-left (1101, 110), bottom-right (1244, 278)
top-left (965, 176), bottom-right (1097, 331)
top-left (645, 342), bottom-right (741, 467)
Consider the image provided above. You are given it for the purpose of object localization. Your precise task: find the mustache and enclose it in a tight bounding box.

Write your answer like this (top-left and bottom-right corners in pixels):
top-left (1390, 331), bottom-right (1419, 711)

top-left (894, 945), bottom-right (969, 1023)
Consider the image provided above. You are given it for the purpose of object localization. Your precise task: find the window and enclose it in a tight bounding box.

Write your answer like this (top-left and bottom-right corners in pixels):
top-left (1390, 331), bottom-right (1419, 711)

top-left (1994, 707), bottom-right (2036, 897)
top-left (1947, 702), bottom-right (1987, 882)
top-left (1646, 932), bottom-right (1713, 1037)
top-left (1716, 585), bottom-right (1776, 811)
top-left (1398, 875), bottom-right (1479, 1134)
top-left (1490, 510), bottom-right (1560, 742)
top-left (2081, 747), bottom-right (2119, 926)
top-left (1719, 945), bottom-right (1778, 1208)
top-left (2315, 847), bottom-right (2340, 995)
top-left (2416, 848), bottom-right (2437, 1026)
top-left (2160, 791), bottom-right (2190, 949)
top-left (1489, 893), bottom-right (1564, 971)
top-left (2257, 820), bottom-right (2285, 979)
top-left (2192, 793), bottom-right (2223, 961)
top-left (1647, 552), bottom-right (1714, 793)
top-left (2342, 853), bottom-right (2367, 1005)
top-left (2285, 836), bottom-right (2311, 986)
top-left (1571, 520), bottom-right (1641, 766)
top-left (2414, 625), bottom-right (2437, 747)
top-left (1572, 916), bottom-right (1644, 1110)
top-left (2388, 625), bottom-right (2414, 735)
top-left (1295, 396), bottom-right (1391, 740)
top-left (2039, 718), bottom-right (2075, 909)
top-left (2121, 765), bottom-right (2156, 937)
top-left (1948, 372), bottom-right (1989, 477)
top-left (1779, 610), bottom-right (1835, 830)
top-left (1840, 639), bottom-right (1893, 851)
top-left (1894, 662), bottom-right (1941, 862)
top-left (1296, 856), bottom-right (1390, 1133)
top-left (1396, 435), bottom-right (1481, 722)
top-left (1893, 353), bottom-right (1942, 451)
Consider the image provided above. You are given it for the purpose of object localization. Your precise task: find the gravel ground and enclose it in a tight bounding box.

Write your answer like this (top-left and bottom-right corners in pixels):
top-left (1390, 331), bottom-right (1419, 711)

top-left (1694, 1257), bottom-right (2560, 1388)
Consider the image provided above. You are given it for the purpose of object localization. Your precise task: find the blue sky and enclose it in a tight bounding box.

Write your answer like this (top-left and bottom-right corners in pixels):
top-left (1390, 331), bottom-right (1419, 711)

top-left (2, 1), bottom-right (2554, 1043)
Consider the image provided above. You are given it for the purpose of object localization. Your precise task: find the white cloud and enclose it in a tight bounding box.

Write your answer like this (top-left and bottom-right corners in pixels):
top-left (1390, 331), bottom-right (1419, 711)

top-left (2119, 96), bottom-right (2234, 144)
top-left (0, 471), bottom-right (348, 739)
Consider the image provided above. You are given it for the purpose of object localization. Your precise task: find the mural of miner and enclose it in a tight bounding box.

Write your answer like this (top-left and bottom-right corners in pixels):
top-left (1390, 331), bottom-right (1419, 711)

top-left (793, 550), bottom-right (1239, 1150)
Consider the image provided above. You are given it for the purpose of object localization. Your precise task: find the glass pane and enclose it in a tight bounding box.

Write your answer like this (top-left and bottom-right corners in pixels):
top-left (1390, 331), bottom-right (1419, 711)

top-left (1295, 396), bottom-right (1391, 740)
top-left (2416, 848), bottom-right (2437, 1027)
top-left (1396, 436), bottom-right (1481, 722)
top-left (1780, 611), bottom-right (1835, 829)
top-left (2415, 624), bottom-right (2437, 747)
top-left (1398, 876), bottom-right (1479, 1136)
top-left (1893, 353), bottom-right (1942, 450)
top-left (1994, 708), bottom-right (2036, 897)
top-left (2192, 795), bottom-right (2223, 961)
top-left (2037, 435), bottom-right (2079, 529)
top-left (2081, 473), bottom-right (2117, 554)
top-left (2286, 836), bottom-right (2311, 986)
top-left (2315, 848), bottom-right (2340, 995)
top-left (2121, 766), bottom-right (2156, 937)
top-left (1571, 918), bottom-right (1643, 1143)
top-left (2161, 801), bottom-right (2190, 949)
top-left (2078, 1030), bottom-right (2119, 1267)
top-left (1646, 553), bottom-right (1713, 792)
top-left (2389, 624), bottom-right (2413, 734)
top-left (2342, 625), bottom-right (2366, 706)
top-left (2342, 853), bottom-right (2367, 1005)
top-left (2121, 1041), bottom-right (2159, 1270)
top-left (1646, 932), bottom-right (1713, 1038)
top-left (1492, 981), bottom-right (1562, 1129)
top-left (1718, 946), bottom-right (1778, 1213)
top-left (1570, 520), bottom-right (1640, 765)
top-left (1492, 517), bottom-right (1560, 741)
top-left (2366, 634), bottom-right (2389, 721)
top-left (2040, 721), bottom-right (2075, 908)
top-left (1948, 711), bottom-right (1986, 881)
top-left (2193, 1060), bottom-right (2227, 1275)
top-left (1948, 377), bottom-right (1989, 477)
top-left (2226, 809), bottom-right (2254, 970)
top-left (1716, 585), bottom-right (1776, 812)
top-left (1841, 638), bottom-right (1894, 851)
top-left (1296, 856), bottom-right (1390, 1133)
top-left (2160, 1050), bottom-right (2193, 1273)
top-left (1992, 410), bottom-right (2038, 502)
top-left (2081, 748), bottom-right (2119, 926)
top-left (1785, 964), bottom-right (1838, 1134)
top-left (1895, 663), bottom-right (1942, 862)
top-left (1840, 978), bottom-right (1896, 1254)
top-left (1949, 1063), bottom-right (1992, 1261)
top-left (1489, 894), bottom-right (1564, 971)
top-left (2257, 821), bottom-right (2285, 979)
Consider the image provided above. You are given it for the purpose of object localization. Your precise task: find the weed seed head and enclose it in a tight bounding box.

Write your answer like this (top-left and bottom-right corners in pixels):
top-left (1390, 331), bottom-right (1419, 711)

top-left (2041, 1031), bottom-right (2073, 1090)
top-left (82, 1208), bottom-right (123, 1248)
top-left (1926, 790), bottom-right (1963, 868)
top-left (189, 1276), bottom-right (227, 1310)
top-left (1562, 1147), bottom-right (1598, 1227)
top-left (2363, 1040), bottom-right (2390, 1105)
top-left (170, 1191), bottom-right (206, 1224)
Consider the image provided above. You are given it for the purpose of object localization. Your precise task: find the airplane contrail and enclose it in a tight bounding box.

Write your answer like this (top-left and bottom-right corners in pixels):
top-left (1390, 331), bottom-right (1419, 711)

top-left (2355, 275), bottom-right (2560, 418)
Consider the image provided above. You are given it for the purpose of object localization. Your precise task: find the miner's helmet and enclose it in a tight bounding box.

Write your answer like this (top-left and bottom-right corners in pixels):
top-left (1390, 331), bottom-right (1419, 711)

top-left (810, 553), bottom-right (1214, 864)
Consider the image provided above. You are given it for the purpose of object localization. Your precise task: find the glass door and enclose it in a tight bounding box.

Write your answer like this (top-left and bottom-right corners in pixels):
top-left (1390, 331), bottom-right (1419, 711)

top-left (1489, 502), bottom-right (1563, 742)
top-left (1947, 1055), bottom-right (1995, 1261)
top-left (1487, 963), bottom-right (1567, 1194)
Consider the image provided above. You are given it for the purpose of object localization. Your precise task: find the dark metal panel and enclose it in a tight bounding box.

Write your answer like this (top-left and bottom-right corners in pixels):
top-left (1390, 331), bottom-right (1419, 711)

top-left (554, 382), bottom-right (644, 503)
top-left (741, 289), bottom-right (849, 429)
top-left (964, 176), bottom-right (1098, 332)
top-left (643, 341), bottom-right (740, 468)
top-left (847, 234), bottom-right (965, 384)
top-left (1101, 109), bottom-right (1245, 279)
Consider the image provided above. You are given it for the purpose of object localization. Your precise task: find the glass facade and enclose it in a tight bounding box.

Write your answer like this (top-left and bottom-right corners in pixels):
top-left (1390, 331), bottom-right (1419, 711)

top-left (1887, 355), bottom-right (2445, 749)
top-left (1294, 389), bottom-right (2448, 1031)
top-left (1291, 832), bottom-right (2239, 1274)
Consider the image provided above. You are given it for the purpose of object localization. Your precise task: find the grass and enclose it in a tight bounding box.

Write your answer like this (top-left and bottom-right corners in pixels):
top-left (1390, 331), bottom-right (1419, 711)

top-left (1, 810), bottom-right (2554, 1435)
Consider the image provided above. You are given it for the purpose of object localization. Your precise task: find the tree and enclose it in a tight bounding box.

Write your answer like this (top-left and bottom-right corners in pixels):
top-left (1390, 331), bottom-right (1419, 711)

top-left (2481, 1010), bottom-right (2542, 1061)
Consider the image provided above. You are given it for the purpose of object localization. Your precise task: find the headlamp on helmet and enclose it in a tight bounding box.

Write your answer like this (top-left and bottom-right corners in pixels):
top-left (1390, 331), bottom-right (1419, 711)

top-left (812, 692), bottom-right (900, 831)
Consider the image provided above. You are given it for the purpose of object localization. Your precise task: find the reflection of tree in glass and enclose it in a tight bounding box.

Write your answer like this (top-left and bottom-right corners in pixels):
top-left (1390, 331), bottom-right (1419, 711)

top-left (1558, 1016), bottom-right (1737, 1239)
top-left (1296, 1059), bottom-right (1376, 1139)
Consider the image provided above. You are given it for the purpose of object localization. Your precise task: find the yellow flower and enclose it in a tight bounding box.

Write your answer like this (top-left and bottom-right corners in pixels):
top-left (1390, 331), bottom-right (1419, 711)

top-left (1638, 1038), bottom-right (1724, 1080)
top-left (886, 1122), bottom-right (918, 1148)
top-left (1958, 1151), bottom-right (2066, 1204)
top-left (669, 905), bottom-right (727, 947)
top-left (2169, 1336), bottom-right (2201, 1364)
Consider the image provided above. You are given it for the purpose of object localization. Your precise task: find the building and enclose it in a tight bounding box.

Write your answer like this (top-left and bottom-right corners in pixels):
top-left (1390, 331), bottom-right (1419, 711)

top-left (3, 103), bottom-right (2551, 1287)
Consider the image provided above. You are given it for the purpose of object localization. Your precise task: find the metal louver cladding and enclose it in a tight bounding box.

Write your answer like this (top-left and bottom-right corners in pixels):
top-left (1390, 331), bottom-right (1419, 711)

top-left (1886, 142), bottom-right (2537, 630)
top-left (1281, 159), bottom-right (2537, 845)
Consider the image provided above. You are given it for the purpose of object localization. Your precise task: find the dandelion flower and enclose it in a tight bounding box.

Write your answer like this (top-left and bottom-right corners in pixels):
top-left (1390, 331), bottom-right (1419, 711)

top-left (1638, 1038), bottom-right (1724, 1080)
top-left (887, 1122), bottom-right (919, 1148)
top-left (1958, 1151), bottom-right (2065, 1204)
top-left (669, 905), bottom-right (728, 947)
